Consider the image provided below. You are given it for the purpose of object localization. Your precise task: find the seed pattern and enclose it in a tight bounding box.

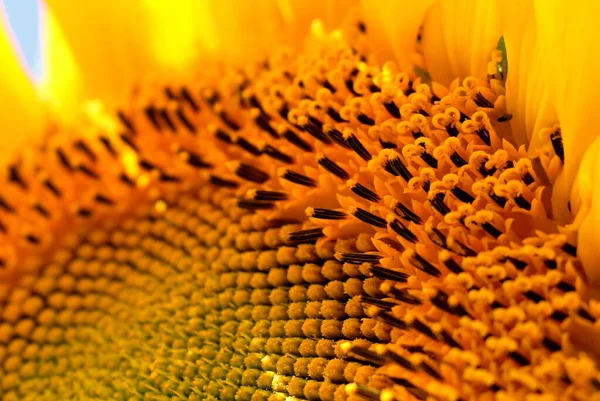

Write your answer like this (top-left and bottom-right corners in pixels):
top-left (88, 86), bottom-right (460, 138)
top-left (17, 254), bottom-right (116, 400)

top-left (0, 12), bottom-right (598, 401)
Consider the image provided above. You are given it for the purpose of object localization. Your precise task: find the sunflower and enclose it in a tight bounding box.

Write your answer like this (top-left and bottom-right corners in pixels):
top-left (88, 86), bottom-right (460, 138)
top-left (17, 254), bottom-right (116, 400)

top-left (0, 0), bottom-right (599, 400)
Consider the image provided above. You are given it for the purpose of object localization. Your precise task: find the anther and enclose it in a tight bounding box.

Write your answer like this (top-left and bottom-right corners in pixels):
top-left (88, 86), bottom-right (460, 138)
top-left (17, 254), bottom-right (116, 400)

top-left (393, 202), bottom-right (422, 224)
top-left (158, 108), bottom-right (177, 132)
top-left (250, 190), bottom-right (288, 201)
top-left (214, 128), bottom-right (233, 144)
top-left (368, 266), bottom-right (409, 282)
top-left (78, 165), bottom-right (100, 180)
top-left (345, 131), bottom-right (372, 161)
top-left (383, 101), bottom-right (401, 119)
top-left (180, 87), bottom-right (199, 111)
top-left (236, 137), bottom-right (261, 156)
top-left (337, 252), bottom-right (383, 264)
top-left (0, 196), bottom-right (15, 213)
top-left (184, 150), bottom-right (212, 168)
top-left (383, 155), bottom-right (413, 182)
top-left (117, 110), bottom-right (136, 133)
top-left (280, 169), bottom-right (317, 187)
top-left (119, 134), bottom-right (139, 152)
top-left (234, 163), bottom-right (270, 184)
top-left (56, 148), bottom-right (74, 171)
top-left (430, 193), bottom-right (451, 216)
top-left (237, 199), bottom-right (276, 210)
top-left (262, 145), bottom-right (294, 164)
top-left (32, 203), bottom-right (49, 218)
top-left (348, 181), bottom-right (380, 202)
top-left (209, 175), bottom-right (239, 188)
top-left (325, 127), bottom-right (352, 149)
top-left (288, 228), bottom-right (325, 243)
top-left (359, 296), bottom-right (396, 311)
top-left (282, 129), bottom-right (313, 152)
top-left (387, 288), bottom-right (421, 304)
top-left (389, 219), bottom-right (418, 243)
top-left (94, 194), bottom-right (115, 206)
top-left (98, 136), bottom-right (117, 157)
top-left (73, 140), bottom-right (97, 162)
top-left (43, 179), bottom-right (61, 197)
top-left (144, 105), bottom-right (162, 131)
top-left (218, 110), bottom-right (241, 131)
top-left (307, 208), bottom-right (347, 220)
top-left (317, 155), bottom-right (350, 180)
top-left (408, 251), bottom-right (441, 277)
top-left (176, 108), bottom-right (196, 133)
top-left (349, 207), bottom-right (387, 228)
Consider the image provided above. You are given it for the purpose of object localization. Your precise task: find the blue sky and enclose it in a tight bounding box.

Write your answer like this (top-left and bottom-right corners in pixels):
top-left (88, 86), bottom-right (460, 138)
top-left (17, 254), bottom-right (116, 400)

top-left (3, 0), bottom-right (44, 81)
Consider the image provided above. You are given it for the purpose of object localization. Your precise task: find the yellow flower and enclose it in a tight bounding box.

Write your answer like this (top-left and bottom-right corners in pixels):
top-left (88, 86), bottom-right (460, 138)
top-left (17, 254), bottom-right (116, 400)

top-left (1, 1), bottom-right (600, 400)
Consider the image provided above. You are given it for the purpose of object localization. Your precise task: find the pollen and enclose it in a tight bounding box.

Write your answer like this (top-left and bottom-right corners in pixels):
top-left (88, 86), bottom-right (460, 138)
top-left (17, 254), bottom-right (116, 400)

top-left (0, 10), bottom-right (598, 401)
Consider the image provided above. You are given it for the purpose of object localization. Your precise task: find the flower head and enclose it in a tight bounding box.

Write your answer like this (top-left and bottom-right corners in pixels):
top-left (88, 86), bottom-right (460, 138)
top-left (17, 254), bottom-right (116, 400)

top-left (0, 1), bottom-right (600, 401)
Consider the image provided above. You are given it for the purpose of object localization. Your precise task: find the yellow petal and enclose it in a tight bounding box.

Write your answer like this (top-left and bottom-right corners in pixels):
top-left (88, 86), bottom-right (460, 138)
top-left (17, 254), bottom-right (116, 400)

top-left (361, 0), bottom-right (436, 70)
top-left (421, 0), bottom-right (501, 86)
top-left (571, 137), bottom-right (600, 285)
top-left (533, 0), bottom-right (600, 222)
top-left (497, 0), bottom-right (556, 148)
top-left (0, 6), bottom-right (43, 166)
top-left (37, 3), bottom-right (82, 119)
top-left (44, 1), bottom-right (156, 108)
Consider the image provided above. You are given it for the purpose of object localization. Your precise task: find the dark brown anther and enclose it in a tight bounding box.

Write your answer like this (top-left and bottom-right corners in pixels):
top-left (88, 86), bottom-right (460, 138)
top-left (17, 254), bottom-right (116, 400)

top-left (234, 163), bottom-right (270, 184)
top-left (346, 133), bottom-right (372, 161)
top-left (254, 113), bottom-right (279, 138)
top-left (451, 187), bottom-right (475, 203)
top-left (94, 194), bottom-right (115, 206)
top-left (32, 204), bottom-right (51, 219)
top-left (98, 136), bottom-right (117, 157)
top-left (117, 110), bottom-right (136, 133)
top-left (383, 157), bottom-right (413, 181)
top-left (184, 150), bottom-right (212, 169)
top-left (474, 92), bottom-right (494, 108)
top-left (158, 108), bottom-right (177, 133)
top-left (281, 170), bottom-right (317, 187)
top-left (309, 208), bottom-right (346, 220)
top-left (430, 193), bottom-right (451, 216)
top-left (411, 319), bottom-right (437, 340)
top-left (394, 202), bottom-right (422, 224)
top-left (326, 107), bottom-right (345, 122)
top-left (236, 137), bottom-right (261, 156)
top-left (8, 165), bottom-right (27, 190)
top-left (176, 108), bottom-right (196, 133)
top-left (442, 257), bottom-right (464, 273)
top-left (252, 190), bottom-right (288, 201)
top-left (476, 127), bottom-right (491, 146)
top-left (326, 128), bottom-right (352, 149)
top-left (77, 208), bottom-right (93, 218)
top-left (219, 111), bottom-right (241, 131)
top-left (209, 175), bottom-right (239, 188)
top-left (288, 228), bottom-right (324, 243)
top-left (180, 87), bottom-right (200, 112)
top-left (25, 234), bottom-right (40, 244)
top-left (139, 159), bottom-right (156, 171)
top-left (301, 118), bottom-right (333, 144)
top-left (550, 128), bottom-right (564, 163)
top-left (369, 266), bottom-right (409, 282)
top-left (383, 101), bottom-right (401, 119)
top-left (119, 134), bottom-right (139, 152)
top-left (389, 219), bottom-right (418, 243)
top-left (449, 151), bottom-right (467, 167)
top-left (357, 114), bottom-right (375, 126)
top-left (144, 106), bottom-right (162, 131)
top-left (214, 128), bottom-right (233, 144)
top-left (410, 252), bottom-right (441, 277)
top-left (282, 129), bottom-right (313, 152)
top-left (352, 207), bottom-right (387, 228)
top-left (78, 165), bottom-right (100, 180)
top-left (119, 173), bottom-right (135, 187)
top-left (158, 172), bottom-right (181, 183)
top-left (318, 156), bottom-right (350, 180)
top-left (481, 222), bottom-right (502, 239)
top-left (0, 196), bottom-right (15, 213)
top-left (74, 140), bottom-right (97, 162)
top-left (262, 145), bottom-right (294, 164)
top-left (350, 182), bottom-right (380, 202)
top-left (237, 199), bottom-right (275, 210)
top-left (508, 351), bottom-right (530, 366)
top-left (43, 179), bottom-right (62, 197)
top-left (338, 253), bottom-right (383, 264)
top-left (377, 312), bottom-right (409, 330)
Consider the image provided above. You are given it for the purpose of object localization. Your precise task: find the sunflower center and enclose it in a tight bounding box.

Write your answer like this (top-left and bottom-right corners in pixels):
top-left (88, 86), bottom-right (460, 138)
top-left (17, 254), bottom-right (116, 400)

top-left (0, 15), bottom-right (599, 401)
